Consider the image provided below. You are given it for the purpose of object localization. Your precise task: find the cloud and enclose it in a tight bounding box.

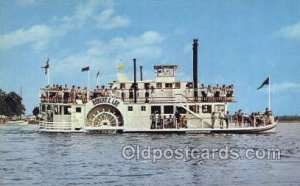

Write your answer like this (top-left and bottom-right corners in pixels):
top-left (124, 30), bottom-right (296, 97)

top-left (1, 0), bottom-right (129, 49)
top-left (61, 1), bottom-right (129, 30)
top-left (272, 82), bottom-right (300, 93)
top-left (0, 25), bottom-right (63, 49)
top-left (95, 9), bottom-right (129, 29)
top-left (53, 31), bottom-right (164, 80)
top-left (278, 20), bottom-right (300, 39)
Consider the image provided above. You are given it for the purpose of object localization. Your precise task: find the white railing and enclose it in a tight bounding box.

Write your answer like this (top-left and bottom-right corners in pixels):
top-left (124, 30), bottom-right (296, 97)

top-left (39, 121), bottom-right (72, 131)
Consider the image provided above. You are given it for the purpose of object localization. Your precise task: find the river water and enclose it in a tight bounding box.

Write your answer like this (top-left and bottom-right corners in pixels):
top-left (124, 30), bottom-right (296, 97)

top-left (0, 123), bottom-right (299, 185)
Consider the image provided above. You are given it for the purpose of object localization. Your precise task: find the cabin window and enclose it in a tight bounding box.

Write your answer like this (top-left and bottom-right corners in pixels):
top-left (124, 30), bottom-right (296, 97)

top-left (189, 105), bottom-right (200, 113)
top-left (76, 107), bottom-right (81, 113)
top-left (176, 106), bottom-right (187, 114)
top-left (202, 105), bottom-right (212, 113)
top-left (151, 106), bottom-right (161, 114)
top-left (214, 105), bottom-right (225, 113)
top-left (144, 83), bottom-right (150, 90)
top-left (141, 106), bottom-right (146, 111)
top-left (128, 106), bottom-right (133, 111)
top-left (46, 105), bottom-right (52, 111)
top-left (186, 82), bottom-right (193, 88)
top-left (41, 104), bottom-right (45, 112)
top-left (156, 83), bottom-right (162, 89)
top-left (64, 106), bottom-right (71, 115)
top-left (175, 82), bottom-right (181, 89)
top-left (164, 105), bottom-right (174, 114)
top-left (165, 83), bottom-right (173, 89)
top-left (120, 83), bottom-right (125, 89)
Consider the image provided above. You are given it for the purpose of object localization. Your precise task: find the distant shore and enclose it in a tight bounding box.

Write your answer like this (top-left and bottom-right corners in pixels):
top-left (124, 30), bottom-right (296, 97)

top-left (277, 116), bottom-right (300, 123)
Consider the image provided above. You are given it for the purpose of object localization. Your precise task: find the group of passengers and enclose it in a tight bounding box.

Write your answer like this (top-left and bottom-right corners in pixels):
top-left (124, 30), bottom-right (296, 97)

top-left (150, 110), bottom-right (187, 129)
top-left (211, 108), bottom-right (273, 129)
top-left (184, 84), bottom-right (234, 102)
top-left (41, 84), bottom-right (111, 103)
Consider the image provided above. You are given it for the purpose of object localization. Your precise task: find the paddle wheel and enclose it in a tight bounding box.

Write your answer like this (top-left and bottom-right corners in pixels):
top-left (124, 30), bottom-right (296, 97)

top-left (86, 105), bottom-right (123, 127)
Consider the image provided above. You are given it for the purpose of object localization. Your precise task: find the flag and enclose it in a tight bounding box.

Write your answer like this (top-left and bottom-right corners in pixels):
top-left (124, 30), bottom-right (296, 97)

top-left (117, 64), bottom-right (125, 70)
top-left (257, 77), bottom-right (269, 90)
top-left (41, 58), bottom-right (49, 74)
top-left (81, 66), bottom-right (89, 72)
top-left (96, 71), bottom-right (100, 78)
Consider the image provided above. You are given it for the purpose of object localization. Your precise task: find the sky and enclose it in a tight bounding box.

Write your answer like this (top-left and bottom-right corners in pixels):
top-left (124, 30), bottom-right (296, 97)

top-left (0, 0), bottom-right (300, 116)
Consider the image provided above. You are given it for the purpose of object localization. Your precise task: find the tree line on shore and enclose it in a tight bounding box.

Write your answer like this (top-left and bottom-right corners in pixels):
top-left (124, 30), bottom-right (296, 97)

top-left (0, 89), bottom-right (25, 117)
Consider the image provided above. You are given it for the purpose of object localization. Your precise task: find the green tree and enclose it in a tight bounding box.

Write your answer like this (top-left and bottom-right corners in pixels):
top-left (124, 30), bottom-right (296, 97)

top-left (32, 106), bottom-right (39, 117)
top-left (0, 89), bottom-right (26, 117)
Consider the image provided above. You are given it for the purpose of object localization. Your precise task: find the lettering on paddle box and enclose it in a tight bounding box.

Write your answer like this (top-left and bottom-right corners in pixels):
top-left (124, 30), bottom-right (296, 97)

top-left (92, 97), bottom-right (120, 108)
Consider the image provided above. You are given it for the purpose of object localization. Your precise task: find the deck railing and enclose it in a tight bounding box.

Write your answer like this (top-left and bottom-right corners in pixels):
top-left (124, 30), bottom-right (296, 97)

top-left (39, 121), bottom-right (72, 131)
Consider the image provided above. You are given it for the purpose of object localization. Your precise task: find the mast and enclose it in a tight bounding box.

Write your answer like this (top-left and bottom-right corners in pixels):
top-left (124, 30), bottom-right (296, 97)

top-left (193, 38), bottom-right (199, 101)
top-left (133, 59), bottom-right (137, 103)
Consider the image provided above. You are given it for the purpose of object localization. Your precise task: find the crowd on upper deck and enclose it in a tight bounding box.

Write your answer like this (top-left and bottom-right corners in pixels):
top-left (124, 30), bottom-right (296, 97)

top-left (40, 83), bottom-right (234, 104)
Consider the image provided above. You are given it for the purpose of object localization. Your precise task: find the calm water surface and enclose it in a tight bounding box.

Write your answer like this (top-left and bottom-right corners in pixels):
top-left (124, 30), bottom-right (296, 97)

top-left (0, 123), bottom-right (300, 185)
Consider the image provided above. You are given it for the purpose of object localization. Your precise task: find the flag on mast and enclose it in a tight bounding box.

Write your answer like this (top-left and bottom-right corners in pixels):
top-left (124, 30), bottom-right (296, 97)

top-left (81, 66), bottom-right (89, 72)
top-left (257, 77), bottom-right (269, 90)
top-left (41, 58), bottom-right (50, 74)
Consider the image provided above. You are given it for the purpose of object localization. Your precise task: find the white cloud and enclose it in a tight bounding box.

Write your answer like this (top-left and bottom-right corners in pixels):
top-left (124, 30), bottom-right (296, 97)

top-left (95, 9), bottom-right (129, 29)
top-left (278, 21), bottom-right (300, 39)
top-left (272, 82), bottom-right (300, 93)
top-left (0, 25), bottom-right (63, 49)
top-left (1, 0), bottom-right (129, 49)
top-left (61, 1), bottom-right (129, 30)
top-left (53, 31), bottom-right (164, 80)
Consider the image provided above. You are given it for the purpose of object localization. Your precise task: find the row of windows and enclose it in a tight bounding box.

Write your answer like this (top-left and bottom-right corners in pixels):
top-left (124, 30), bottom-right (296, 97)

top-left (120, 82), bottom-right (182, 89)
top-left (127, 105), bottom-right (225, 114)
top-left (41, 104), bottom-right (82, 115)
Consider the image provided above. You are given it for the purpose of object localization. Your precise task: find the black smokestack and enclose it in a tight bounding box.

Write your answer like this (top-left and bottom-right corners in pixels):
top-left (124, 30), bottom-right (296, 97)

top-left (140, 66), bottom-right (143, 81)
top-left (133, 58), bottom-right (137, 103)
top-left (193, 38), bottom-right (198, 101)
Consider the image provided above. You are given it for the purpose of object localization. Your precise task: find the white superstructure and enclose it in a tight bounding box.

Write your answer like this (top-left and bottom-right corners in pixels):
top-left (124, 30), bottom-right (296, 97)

top-left (38, 39), bottom-right (277, 133)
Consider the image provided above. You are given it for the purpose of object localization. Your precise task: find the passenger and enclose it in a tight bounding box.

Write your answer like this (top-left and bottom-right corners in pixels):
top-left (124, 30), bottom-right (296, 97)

top-left (121, 88), bottom-right (125, 101)
top-left (129, 87), bottom-right (133, 102)
top-left (175, 110), bottom-right (181, 128)
top-left (219, 110), bottom-right (225, 128)
top-left (224, 111), bottom-right (230, 128)
top-left (76, 86), bottom-right (82, 101)
top-left (145, 90), bottom-right (150, 103)
top-left (82, 87), bottom-right (87, 103)
top-left (237, 110), bottom-right (243, 127)
top-left (211, 112), bottom-right (216, 129)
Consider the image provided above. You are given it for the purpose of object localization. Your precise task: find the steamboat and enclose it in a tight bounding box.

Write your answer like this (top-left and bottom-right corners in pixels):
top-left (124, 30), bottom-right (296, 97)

top-left (38, 39), bottom-right (278, 133)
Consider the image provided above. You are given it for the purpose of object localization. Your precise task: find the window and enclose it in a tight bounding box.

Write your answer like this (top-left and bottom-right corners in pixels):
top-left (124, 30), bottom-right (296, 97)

top-left (128, 106), bottom-right (133, 111)
top-left (141, 106), bottom-right (146, 111)
top-left (186, 82), bottom-right (193, 88)
top-left (151, 106), bottom-right (161, 114)
top-left (76, 107), bottom-right (81, 113)
top-left (176, 106), bottom-right (187, 114)
top-left (64, 106), bottom-right (71, 115)
top-left (202, 105), bottom-right (212, 113)
top-left (165, 83), bottom-right (173, 89)
top-left (120, 83), bottom-right (125, 89)
top-left (164, 105), bottom-right (174, 114)
top-left (214, 105), bottom-right (225, 113)
top-left (41, 104), bottom-right (45, 112)
top-left (189, 105), bottom-right (200, 113)
top-left (144, 83), bottom-right (150, 89)
top-left (156, 83), bottom-right (162, 89)
top-left (175, 82), bottom-right (181, 89)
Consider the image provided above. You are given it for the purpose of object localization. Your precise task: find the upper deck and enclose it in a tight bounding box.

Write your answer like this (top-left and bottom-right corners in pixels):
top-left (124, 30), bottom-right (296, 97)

top-left (39, 82), bottom-right (234, 104)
